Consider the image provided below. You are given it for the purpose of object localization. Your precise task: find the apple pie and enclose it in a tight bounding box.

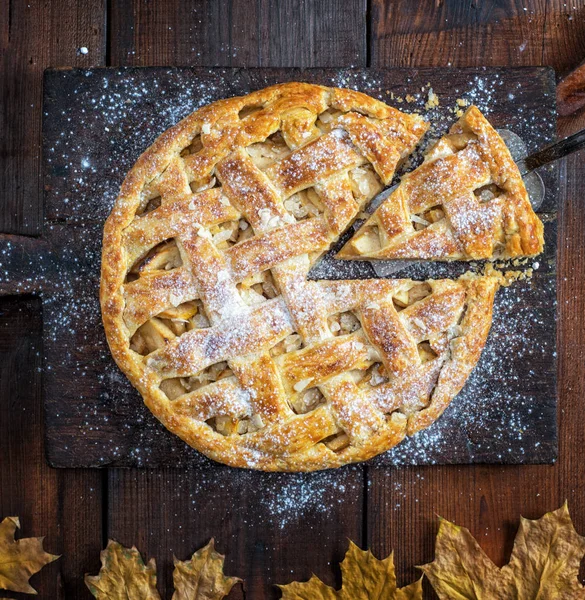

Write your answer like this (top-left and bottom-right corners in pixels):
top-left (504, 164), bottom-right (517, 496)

top-left (339, 106), bottom-right (544, 261)
top-left (101, 83), bottom-right (501, 471)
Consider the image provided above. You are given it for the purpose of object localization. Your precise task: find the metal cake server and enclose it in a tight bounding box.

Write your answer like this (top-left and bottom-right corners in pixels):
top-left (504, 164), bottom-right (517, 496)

top-left (310, 127), bottom-right (585, 279)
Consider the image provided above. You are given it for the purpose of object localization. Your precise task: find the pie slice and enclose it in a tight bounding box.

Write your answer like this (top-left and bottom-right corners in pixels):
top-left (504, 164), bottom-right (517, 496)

top-left (338, 105), bottom-right (545, 261)
top-left (101, 83), bottom-right (501, 471)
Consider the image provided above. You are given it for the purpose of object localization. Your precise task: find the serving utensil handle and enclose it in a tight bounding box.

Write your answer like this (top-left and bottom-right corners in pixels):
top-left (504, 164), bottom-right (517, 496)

top-left (518, 127), bottom-right (585, 174)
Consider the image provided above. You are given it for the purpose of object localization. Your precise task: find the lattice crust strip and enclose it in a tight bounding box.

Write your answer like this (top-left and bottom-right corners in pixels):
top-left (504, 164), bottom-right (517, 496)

top-left (339, 105), bottom-right (544, 261)
top-left (101, 82), bottom-right (501, 471)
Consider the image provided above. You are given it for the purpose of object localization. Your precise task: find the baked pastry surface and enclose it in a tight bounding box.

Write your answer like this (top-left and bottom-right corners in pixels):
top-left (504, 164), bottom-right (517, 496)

top-left (101, 82), bottom-right (499, 470)
top-left (339, 106), bottom-right (544, 261)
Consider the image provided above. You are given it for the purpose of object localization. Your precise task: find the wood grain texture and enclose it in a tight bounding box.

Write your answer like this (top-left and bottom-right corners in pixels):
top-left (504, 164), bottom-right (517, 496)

top-left (542, 2), bottom-right (585, 75)
top-left (556, 149), bottom-right (585, 534)
top-left (367, 147), bottom-right (585, 594)
top-left (108, 0), bottom-right (367, 67)
top-left (41, 66), bottom-right (557, 470)
top-left (367, 2), bottom-right (585, 598)
top-left (367, 464), bottom-right (560, 595)
top-left (0, 297), bottom-right (103, 600)
top-left (0, 0), bottom-right (105, 235)
top-left (108, 467), bottom-right (364, 598)
top-left (0, 234), bottom-right (58, 295)
top-left (103, 6), bottom-right (367, 599)
top-left (0, 3), bottom-right (106, 599)
top-left (371, 0), bottom-right (585, 72)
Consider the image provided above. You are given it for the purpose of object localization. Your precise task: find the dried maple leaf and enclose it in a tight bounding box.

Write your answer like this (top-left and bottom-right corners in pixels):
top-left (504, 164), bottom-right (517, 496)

top-left (421, 503), bottom-right (585, 599)
top-left (0, 516), bottom-right (59, 594)
top-left (86, 539), bottom-right (239, 600)
top-left (171, 539), bottom-right (241, 599)
top-left (85, 540), bottom-right (161, 599)
top-left (278, 540), bottom-right (423, 599)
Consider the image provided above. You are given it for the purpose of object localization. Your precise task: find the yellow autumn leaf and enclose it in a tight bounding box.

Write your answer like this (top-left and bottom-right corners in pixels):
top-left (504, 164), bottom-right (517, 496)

top-left (0, 516), bottom-right (59, 594)
top-left (171, 539), bottom-right (240, 599)
top-left (86, 539), bottom-right (239, 600)
top-left (278, 540), bottom-right (423, 599)
top-left (85, 540), bottom-right (161, 599)
top-left (421, 502), bottom-right (585, 599)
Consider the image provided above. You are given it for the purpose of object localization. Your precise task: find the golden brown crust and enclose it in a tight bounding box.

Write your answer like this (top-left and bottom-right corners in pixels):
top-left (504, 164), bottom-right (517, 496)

top-left (339, 105), bottom-right (544, 261)
top-left (101, 82), bottom-right (499, 471)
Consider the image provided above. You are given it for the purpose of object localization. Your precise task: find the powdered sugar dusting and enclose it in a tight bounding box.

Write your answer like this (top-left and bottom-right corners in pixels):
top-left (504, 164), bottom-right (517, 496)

top-left (116, 466), bottom-right (363, 537)
top-left (0, 68), bottom-right (555, 493)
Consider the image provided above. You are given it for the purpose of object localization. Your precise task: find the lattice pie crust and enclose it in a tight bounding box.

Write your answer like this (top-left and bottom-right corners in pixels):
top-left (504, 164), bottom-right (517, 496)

top-left (101, 83), bottom-right (512, 470)
top-left (340, 106), bottom-right (544, 260)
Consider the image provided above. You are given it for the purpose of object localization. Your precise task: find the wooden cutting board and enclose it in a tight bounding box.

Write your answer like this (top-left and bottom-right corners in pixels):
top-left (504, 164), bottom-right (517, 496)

top-left (4, 67), bottom-right (558, 468)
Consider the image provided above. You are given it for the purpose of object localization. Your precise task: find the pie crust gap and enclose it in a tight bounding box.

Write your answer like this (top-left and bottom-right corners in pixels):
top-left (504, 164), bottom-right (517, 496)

top-left (338, 105), bottom-right (545, 261)
top-left (101, 83), bottom-right (502, 471)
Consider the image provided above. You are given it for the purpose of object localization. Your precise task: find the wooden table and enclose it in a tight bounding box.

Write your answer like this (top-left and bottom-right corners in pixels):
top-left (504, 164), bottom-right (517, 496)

top-left (1, 2), bottom-right (585, 598)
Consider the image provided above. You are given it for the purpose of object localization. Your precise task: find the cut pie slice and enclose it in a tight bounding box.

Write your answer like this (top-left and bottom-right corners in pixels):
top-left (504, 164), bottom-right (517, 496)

top-left (338, 106), bottom-right (545, 261)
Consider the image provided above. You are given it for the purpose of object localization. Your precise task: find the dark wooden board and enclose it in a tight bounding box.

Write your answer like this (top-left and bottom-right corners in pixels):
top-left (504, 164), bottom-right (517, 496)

top-left (32, 66), bottom-right (559, 468)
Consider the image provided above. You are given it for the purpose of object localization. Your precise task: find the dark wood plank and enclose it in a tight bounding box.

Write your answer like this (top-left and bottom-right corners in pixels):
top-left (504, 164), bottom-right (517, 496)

top-left (370, 0), bottom-right (549, 68)
top-left (0, 297), bottom-right (59, 598)
top-left (556, 148), bottom-right (585, 535)
top-left (543, 2), bottom-right (585, 75)
top-left (0, 297), bottom-right (103, 600)
top-left (367, 464), bottom-right (560, 595)
top-left (0, 0), bottom-right (105, 235)
top-left (367, 3), bottom-right (585, 598)
top-left (0, 234), bottom-right (58, 295)
top-left (371, 0), bottom-right (585, 72)
top-left (41, 66), bottom-right (557, 469)
top-left (255, 0), bottom-right (367, 67)
top-left (108, 466), bottom-right (364, 599)
top-left (0, 2), bottom-right (106, 598)
top-left (108, 0), bottom-right (367, 67)
top-left (103, 8), bottom-right (368, 598)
